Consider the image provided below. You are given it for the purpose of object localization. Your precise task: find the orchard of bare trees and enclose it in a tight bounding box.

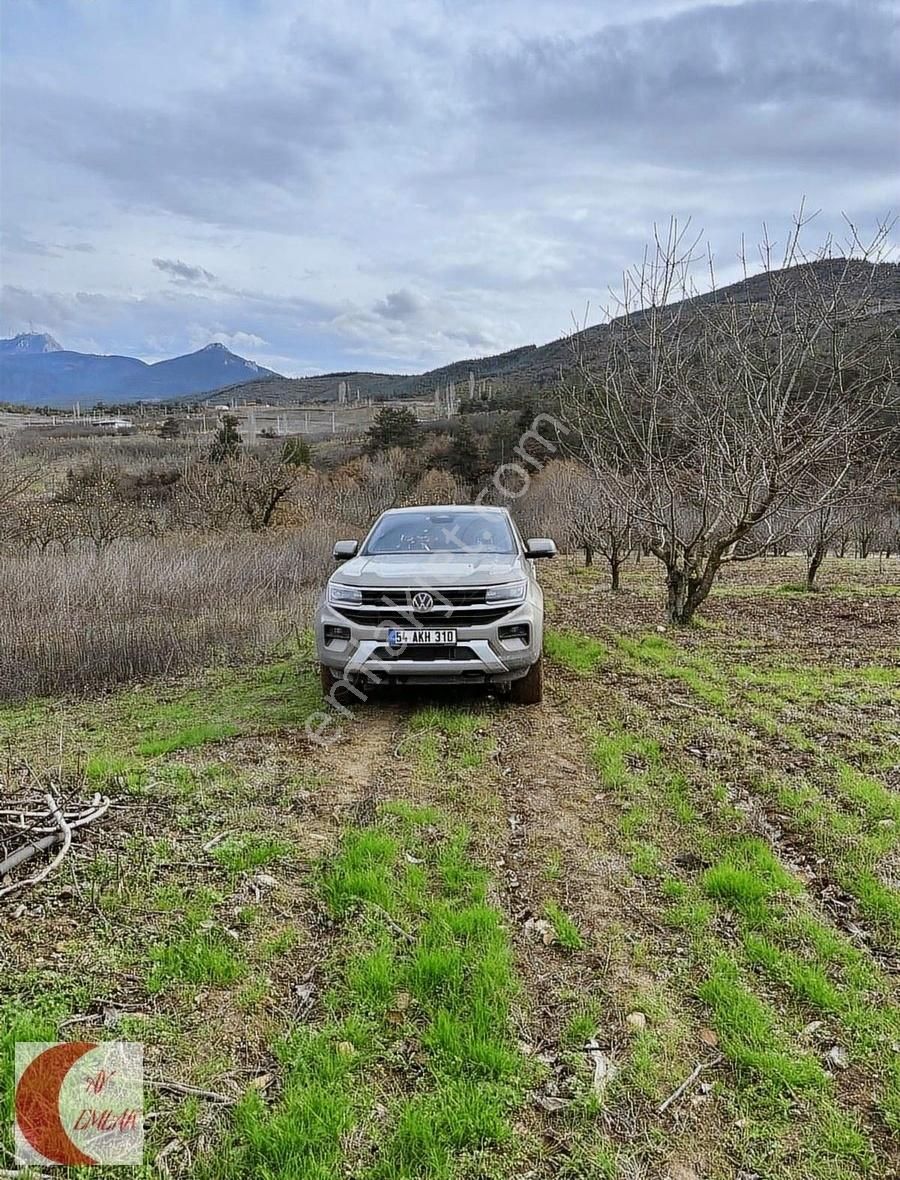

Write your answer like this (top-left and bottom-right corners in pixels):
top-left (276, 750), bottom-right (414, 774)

top-left (558, 214), bottom-right (899, 622)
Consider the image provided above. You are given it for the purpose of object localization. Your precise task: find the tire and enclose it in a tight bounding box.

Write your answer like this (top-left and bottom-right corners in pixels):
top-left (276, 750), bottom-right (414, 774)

top-left (509, 655), bottom-right (543, 705)
top-left (319, 663), bottom-right (338, 697)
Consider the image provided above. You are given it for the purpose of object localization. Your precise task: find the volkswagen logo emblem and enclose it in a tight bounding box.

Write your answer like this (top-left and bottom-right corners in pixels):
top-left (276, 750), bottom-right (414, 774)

top-left (412, 591), bottom-right (434, 612)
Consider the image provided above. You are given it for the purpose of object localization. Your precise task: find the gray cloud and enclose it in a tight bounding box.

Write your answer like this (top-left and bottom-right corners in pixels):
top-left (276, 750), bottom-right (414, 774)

top-left (153, 258), bottom-right (218, 285)
top-left (1, 0), bottom-right (897, 375)
top-left (373, 290), bottom-right (421, 320)
top-left (475, 0), bottom-right (900, 168)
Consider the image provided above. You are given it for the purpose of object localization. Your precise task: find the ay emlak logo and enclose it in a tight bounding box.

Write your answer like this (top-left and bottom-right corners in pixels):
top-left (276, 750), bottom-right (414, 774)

top-left (15, 1042), bottom-right (143, 1166)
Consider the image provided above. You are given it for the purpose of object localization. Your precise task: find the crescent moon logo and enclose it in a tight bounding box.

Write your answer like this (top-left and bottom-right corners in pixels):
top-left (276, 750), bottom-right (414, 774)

top-left (15, 1042), bottom-right (99, 1166)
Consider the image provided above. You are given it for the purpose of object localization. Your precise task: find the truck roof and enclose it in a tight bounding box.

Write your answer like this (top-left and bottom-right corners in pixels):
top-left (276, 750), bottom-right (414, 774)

top-left (379, 505), bottom-right (508, 516)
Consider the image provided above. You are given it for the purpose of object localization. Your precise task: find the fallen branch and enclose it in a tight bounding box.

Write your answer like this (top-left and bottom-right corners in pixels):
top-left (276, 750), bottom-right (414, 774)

top-left (146, 1079), bottom-right (235, 1104)
top-left (0, 793), bottom-right (73, 900)
top-left (0, 789), bottom-right (110, 900)
top-left (0, 795), bottom-right (111, 835)
top-left (657, 1055), bottom-right (722, 1115)
top-left (0, 833), bottom-right (62, 877)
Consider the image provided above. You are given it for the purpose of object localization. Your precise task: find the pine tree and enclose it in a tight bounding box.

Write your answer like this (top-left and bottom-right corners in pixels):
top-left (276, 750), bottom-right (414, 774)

top-left (210, 414), bottom-right (242, 463)
top-left (281, 436), bottom-right (311, 466)
top-left (366, 406), bottom-right (418, 453)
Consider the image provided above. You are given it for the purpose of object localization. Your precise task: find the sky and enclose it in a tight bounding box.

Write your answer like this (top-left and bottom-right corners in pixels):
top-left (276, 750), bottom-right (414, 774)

top-left (1, 0), bottom-right (898, 376)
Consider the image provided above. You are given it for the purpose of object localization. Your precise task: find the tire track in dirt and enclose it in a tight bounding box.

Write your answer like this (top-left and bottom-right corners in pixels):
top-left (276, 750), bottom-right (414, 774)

top-left (308, 698), bottom-right (415, 824)
top-left (484, 687), bottom-right (726, 1179)
top-left (156, 701), bottom-right (415, 1107)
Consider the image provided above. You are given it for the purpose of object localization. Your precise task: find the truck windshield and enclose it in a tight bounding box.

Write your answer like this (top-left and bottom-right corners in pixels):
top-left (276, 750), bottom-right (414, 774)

top-left (363, 511), bottom-right (517, 555)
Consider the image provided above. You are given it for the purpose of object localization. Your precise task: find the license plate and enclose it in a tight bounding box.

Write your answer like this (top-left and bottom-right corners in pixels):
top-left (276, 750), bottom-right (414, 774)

top-left (387, 629), bottom-right (457, 647)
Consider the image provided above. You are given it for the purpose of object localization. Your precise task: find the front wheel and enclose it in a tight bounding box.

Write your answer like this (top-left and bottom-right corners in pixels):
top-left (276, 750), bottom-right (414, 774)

top-left (319, 663), bottom-right (338, 697)
top-left (509, 656), bottom-right (543, 705)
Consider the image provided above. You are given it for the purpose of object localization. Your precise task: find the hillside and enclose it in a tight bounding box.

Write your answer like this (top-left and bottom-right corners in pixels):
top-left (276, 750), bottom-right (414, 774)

top-left (198, 344), bottom-right (542, 407)
top-left (196, 258), bottom-right (900, 407)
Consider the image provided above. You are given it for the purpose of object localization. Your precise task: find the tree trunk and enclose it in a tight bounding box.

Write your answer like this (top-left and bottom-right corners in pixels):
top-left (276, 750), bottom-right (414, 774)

top-left (662, 545), bottom-right (726, 625)
top-left (806, 545), bottom-right (826, 591)
top-left (610, 556), bottom-right (622, 592)
top-left (665, 565), bottom-right (704, 624)
top-left (584, 543), bottom-right (593, 567)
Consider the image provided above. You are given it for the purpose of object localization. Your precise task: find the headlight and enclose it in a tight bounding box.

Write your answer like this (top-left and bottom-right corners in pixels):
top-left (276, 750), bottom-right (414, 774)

top-left (328, 582), bottom-right (362, 605)
top-left (485, 581), bottom-right (527, 604)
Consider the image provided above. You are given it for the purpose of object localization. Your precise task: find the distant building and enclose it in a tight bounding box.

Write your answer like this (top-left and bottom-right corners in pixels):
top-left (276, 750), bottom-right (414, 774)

top-left (92, 416), bottom-right (133, 430)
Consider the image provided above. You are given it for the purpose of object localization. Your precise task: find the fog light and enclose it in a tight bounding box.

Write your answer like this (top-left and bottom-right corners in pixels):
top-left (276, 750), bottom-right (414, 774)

top-left (498, 623), bottom-right (530, 642)
top-left (325, 625), bottom-right (351, 642)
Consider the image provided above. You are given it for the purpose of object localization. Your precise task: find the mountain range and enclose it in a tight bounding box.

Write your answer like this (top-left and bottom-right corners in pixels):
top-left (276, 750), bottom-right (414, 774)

top-left (3, 258), bottom-right (899, 409)
top-left (0, 336), bottom-right (277, 407)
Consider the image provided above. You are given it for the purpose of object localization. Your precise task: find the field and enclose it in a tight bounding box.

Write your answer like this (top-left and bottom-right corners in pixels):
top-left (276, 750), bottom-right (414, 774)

top-left (1, 556), bottom-right (898, 1178)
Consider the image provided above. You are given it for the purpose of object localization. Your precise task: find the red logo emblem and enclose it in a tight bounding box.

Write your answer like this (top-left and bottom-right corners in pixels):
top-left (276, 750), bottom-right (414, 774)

top-left (15, 1042), bottom-right (143, 1166)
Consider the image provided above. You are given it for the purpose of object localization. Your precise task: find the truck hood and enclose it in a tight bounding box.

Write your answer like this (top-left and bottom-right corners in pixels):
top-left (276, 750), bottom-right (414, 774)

top-left (332, 552), bottom-right (526, 588)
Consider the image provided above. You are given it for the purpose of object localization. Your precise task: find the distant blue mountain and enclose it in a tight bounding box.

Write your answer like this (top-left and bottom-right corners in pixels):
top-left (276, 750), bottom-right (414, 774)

top-left (0, 332), bottom-right (64, 355)
top-left (0, 335), bottom-right (280, 406)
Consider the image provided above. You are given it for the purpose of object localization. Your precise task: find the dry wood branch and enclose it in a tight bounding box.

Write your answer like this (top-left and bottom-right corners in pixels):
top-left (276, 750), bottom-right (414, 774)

top-left (0, 833), bottom-right (62, 877)
top-left (657, 1055), bottom-right (722, 1115)
top-left (146, 1079), bottom-right (236, 1104)
top-left (0, 793), bottom-right (73, 899)
top-left (0, 789), bottom-right (110, 899)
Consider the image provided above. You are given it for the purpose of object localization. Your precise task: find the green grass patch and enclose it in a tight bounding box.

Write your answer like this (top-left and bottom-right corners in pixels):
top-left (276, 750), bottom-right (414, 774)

top-left (591, 726), bottom-right (661, 791)
top-left (212, 834), bottom-right (292, 873)
top-left (702, 838), bottom-right (800, 924)
top-left (217, 802), bottom-right (527, 1178)
top-left (698, 956), bottom-right (826, 1093)
top-left (543, 900), bottom-right (586, 950)
top-left (139, 720), bottom-right (239, 756)
top-left (545, 629), bottom-right (607, 675)
top-left (148, 929), bottom-right (244, 993)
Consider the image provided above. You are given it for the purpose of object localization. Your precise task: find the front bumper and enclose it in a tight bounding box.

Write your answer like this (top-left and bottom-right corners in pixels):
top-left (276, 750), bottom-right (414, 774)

top-left (315, 597), bottom-right (541, 685)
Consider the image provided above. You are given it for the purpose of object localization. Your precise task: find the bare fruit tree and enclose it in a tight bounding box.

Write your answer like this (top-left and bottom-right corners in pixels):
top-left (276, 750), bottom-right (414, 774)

top-left (551, 460), bottom-right (633, 589)
top-left (791, 471), bottom-right (886, 591)
top-left (563, 213), bottom-right (897, 624)
top-left (177, 454), bottom-right (304, 532)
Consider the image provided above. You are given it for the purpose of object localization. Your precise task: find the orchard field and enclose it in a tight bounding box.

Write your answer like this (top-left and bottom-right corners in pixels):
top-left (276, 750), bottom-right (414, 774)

top-left (2, 555), bottom-right (898, 1179)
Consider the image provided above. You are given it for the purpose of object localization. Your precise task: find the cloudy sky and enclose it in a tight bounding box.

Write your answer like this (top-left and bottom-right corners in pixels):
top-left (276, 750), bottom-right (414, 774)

top-left (1, 0), bottom-right (897, 376)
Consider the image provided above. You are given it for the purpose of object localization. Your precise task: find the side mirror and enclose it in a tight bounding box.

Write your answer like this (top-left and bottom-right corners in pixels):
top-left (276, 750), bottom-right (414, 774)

top-left (525, 538), bottom-right (557, 559)
top-left (333, 540), bottom-right (359, 561)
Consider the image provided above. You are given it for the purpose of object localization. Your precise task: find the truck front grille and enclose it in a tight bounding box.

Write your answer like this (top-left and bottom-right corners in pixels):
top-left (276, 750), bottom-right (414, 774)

top-left (358, 588), bottom-right (487, 606)
top-left (334, 606), bottom-right (513, 627)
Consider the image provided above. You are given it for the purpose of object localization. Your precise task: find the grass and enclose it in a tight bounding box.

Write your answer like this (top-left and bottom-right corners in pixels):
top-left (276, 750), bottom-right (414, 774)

top-left (148, 930), bottom-right (245, 994)
top-left (575, 686), bottom-right (898, 1169)
top-left (545, 628), bottom-right (607, 675)
top-left (0, 529), bottom-right (329, 699)
top-left (701, 838), bottom-right (801, 923)
top-left (216, 803), bottom-right (527, 1179)
top-left (543, 900), bottom-right (586, 950)
top-left (139, 721), bottom-right (239, 756)
top-left (212, 834), bottom-right (292, 873)
top-left (698, 956), bottom-right (826, 1092)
